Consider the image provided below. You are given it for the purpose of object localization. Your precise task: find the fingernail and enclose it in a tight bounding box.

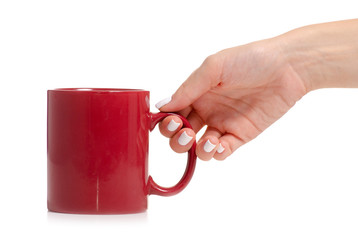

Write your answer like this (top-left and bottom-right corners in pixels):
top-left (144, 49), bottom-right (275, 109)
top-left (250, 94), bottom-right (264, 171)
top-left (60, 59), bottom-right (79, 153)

top-left (155, 96), bottom-right (172, 109)
top-left (178, 131), bottom-right (193, 146)
top-left (167, 119), bottom-right (180, 132)
top-left (217, 143), bottom-right (225, 153)
top-left (203, 139), bottom-right (216, 153)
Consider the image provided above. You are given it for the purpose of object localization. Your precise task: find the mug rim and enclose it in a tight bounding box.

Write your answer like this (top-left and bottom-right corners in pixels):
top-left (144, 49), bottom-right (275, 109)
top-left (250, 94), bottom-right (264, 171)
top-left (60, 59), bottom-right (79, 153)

top-left (49, 88), bottom-right (148, 93)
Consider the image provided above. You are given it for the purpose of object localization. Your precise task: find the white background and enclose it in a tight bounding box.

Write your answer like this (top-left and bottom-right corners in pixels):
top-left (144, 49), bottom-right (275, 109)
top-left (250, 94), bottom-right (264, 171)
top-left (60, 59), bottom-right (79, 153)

top-left (0, 0), bottom-right (357, 239)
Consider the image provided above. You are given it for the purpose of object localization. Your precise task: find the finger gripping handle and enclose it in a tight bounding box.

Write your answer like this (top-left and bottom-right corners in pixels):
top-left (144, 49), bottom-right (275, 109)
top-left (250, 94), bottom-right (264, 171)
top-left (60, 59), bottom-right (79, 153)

top-left (148, 112), bottom-right (197, 196)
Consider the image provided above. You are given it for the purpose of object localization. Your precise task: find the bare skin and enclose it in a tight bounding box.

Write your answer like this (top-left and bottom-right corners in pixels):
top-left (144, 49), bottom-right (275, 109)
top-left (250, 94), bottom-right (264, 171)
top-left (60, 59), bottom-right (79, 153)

top-left (157, 19), bottom-right (358, 161)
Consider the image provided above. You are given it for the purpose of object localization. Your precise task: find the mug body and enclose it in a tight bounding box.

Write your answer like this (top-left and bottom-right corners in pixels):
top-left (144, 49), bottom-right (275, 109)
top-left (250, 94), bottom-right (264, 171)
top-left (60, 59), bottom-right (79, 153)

top-left (47, 88), bottom-right (150, 214)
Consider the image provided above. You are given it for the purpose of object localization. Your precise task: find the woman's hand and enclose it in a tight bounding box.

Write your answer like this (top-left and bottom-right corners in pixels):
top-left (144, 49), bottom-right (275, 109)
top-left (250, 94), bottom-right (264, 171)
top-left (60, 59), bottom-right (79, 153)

top-left (156, 19), bottom-right (358, 161)
top-left (157, 39), bottom-right (307, 160)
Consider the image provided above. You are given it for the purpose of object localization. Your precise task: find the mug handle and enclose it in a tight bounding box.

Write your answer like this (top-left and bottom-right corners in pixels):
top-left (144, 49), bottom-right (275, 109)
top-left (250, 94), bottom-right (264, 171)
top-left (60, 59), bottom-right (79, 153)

top-left (147, 112), bottom-right (197, 196)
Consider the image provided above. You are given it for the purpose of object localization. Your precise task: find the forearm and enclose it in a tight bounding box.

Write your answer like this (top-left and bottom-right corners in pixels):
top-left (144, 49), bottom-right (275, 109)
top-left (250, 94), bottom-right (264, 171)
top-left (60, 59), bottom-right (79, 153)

top-left (277, 19), bottom-right (358, 91)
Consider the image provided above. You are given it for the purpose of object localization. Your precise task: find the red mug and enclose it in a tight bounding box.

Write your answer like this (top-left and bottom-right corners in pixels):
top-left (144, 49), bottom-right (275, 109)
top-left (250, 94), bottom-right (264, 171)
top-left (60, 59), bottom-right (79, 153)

top-left (47, 88), bottom-right (196, 214)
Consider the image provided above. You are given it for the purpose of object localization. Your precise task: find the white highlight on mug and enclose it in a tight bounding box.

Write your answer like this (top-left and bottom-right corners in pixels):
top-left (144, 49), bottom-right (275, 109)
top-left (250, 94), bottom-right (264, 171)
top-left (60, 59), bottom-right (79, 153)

top-left (178, 131), bottom-right (193, 146)
top-left (77, 88), bottom-right (93, 91)
top-left (155, 96), bottom-right (172, 109)
top-left (167, 119), bottom-right (180, 132)
top-left (217, 143), bottom-right (225, 153)
top-left (203, 139), bottom-right (216, 153)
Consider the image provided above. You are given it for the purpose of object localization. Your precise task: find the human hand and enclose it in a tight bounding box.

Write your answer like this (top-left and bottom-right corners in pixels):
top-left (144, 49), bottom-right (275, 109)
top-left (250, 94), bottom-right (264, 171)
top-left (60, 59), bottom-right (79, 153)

top-left (156, 38), bottom-right (308, 161)
top-left (156, 19), bottom-right (358, 161)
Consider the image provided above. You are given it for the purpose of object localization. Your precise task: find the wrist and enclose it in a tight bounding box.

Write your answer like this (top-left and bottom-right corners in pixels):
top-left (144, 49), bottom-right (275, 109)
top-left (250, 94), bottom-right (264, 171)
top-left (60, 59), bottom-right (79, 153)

top-left (276, 20), bottom-right (358, 91)
top-left (275, 26), bottom-right (324, 92)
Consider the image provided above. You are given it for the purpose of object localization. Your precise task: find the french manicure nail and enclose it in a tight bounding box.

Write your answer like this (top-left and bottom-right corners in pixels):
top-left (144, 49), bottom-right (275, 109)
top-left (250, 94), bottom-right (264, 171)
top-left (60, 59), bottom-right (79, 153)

top-left (178, 131), bottom-right (193, 146)
top-left (217, 143), bottom-right (225, 153)
top-left (203, 139), bottom-right (216, 153)
top-left (167, 119), bottom-right (180, 132)
top-left (155, 96), bottom-right (172, 109)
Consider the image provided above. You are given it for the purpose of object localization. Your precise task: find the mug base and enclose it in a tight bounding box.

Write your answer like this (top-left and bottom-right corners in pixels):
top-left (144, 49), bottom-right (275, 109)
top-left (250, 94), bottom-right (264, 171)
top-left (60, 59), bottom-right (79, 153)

top-left (48, 207), bottom-right (147, 215)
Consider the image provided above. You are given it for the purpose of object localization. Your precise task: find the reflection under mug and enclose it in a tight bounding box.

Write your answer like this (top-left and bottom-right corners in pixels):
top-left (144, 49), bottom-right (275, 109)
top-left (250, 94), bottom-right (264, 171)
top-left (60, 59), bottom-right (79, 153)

top-left (47, 88), bottom-right (197, 214)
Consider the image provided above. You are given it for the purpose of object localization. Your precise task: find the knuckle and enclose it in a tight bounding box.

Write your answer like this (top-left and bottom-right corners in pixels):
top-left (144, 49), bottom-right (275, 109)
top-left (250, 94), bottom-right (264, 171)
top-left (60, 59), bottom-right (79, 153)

top-left (202, 54), bottom-right (219, 69)
top-left (200, 52), bottom-right (225, 87)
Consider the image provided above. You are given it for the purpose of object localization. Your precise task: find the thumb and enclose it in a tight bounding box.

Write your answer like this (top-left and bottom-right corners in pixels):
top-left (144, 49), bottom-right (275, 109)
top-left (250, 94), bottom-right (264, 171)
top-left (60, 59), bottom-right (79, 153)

top-left (156, 54), bottom-right (223, 112)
